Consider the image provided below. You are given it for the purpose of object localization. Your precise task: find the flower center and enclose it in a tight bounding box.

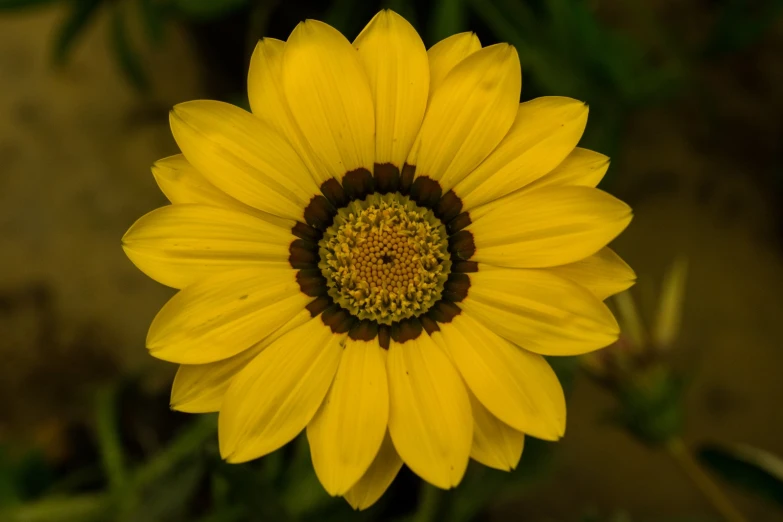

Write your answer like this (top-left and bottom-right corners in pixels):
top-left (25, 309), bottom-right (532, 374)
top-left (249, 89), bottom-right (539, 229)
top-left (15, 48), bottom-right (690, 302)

top-left (318, 193), bottom-right (451, 324)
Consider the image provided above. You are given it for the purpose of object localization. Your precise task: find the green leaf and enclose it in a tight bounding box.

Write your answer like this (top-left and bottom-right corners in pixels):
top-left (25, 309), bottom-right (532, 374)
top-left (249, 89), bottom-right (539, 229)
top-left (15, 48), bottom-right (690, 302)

top-left (131, 416), bottom-right (216, 489)
top-left (613, 367), bottom-right (684, 446)
top-left (0, 447), bottom-right (56, 507)
top-left (447, 437), bottom-right (555, 522)
top-left (211, 461), bottom-right (291, 521)
top-left (121, 462), bottom-right (204, 522)
top-left (699, 443), bottom-right (783, 507)
top-left (382, 0), bottom-right (418, 28)
top-left (95, 386), bottom-right (128, 491)
top-left (0, 448), bottom-right (23, 508)
top-left (52, 0), bottom-right (103, 65)
top-left (279, 435), bottom-right (338, 517)
top-left (410, 483), bottom-right (444, 522)
top-left (138, 0), bottom-right (165, 47)
top-left (469, 0), bottom-right (584, 96)
top-left (45, 466), bottom-right (103, 496)
top-left (428, 0), bottom-right (467, 44)
top-left (472, 0), bottom-right (683, 106)
top-left (109, 2), bottom-right (150, 92)
top-left (175, 0), bottom-right (250, 21)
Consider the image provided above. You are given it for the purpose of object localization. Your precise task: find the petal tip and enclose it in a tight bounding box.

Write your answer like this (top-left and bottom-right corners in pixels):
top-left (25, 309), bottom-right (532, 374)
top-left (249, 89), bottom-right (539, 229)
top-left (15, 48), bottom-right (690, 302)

top-left (146, 343), bottom-right (167, 358)
top-left (343, 496), bottom-right (368, 511)
top-left (168, 106), bottom-right (188, 131)
top-left (219, 446), bottom-right (234, 462)
top-left (170, 103), bottom-right (187, 117)
top-left (292, 18), bottom-right (336, 39)
top-left (380, 8), bottom-right (407, 22)
top-left (486, 42), bottom-right (514, 57)
top-left (224, 453), bottom-right (249, 464)
top-left (467, 31), bottom-right (481, 49)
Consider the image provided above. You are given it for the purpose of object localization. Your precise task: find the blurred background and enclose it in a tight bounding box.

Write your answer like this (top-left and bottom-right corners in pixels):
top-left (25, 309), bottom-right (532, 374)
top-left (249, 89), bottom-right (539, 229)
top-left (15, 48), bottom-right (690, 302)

top-left (1, 0), bottom-right (783, 521)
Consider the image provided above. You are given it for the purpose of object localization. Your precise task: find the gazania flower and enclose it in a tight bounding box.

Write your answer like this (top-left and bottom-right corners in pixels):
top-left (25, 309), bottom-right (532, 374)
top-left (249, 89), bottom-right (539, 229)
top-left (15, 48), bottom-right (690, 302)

top-left (122, 10), bottom-right (634, 510)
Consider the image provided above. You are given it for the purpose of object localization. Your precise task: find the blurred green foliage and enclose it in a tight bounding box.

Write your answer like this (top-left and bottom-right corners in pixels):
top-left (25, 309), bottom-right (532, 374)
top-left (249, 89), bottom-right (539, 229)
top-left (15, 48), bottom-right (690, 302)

top-left (0, 0), bottom-right (775, 173)
top-left (0, 380), bottom-right (558, 521)
top-left (0, 0), bottom-right (779, 164)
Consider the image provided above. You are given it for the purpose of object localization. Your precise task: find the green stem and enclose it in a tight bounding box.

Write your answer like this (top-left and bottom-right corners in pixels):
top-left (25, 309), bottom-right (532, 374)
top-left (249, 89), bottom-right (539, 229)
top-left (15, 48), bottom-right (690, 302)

top-left (1, 415), bottom-right (216, 521)
top-left (131, 415), bottom-right (217, 489)
top-left (412, 482), bottom-right (442, 522)
top-left (95, 386), bottom-right (127, 491)
top-left (666, 438), bottom-right (748, 522)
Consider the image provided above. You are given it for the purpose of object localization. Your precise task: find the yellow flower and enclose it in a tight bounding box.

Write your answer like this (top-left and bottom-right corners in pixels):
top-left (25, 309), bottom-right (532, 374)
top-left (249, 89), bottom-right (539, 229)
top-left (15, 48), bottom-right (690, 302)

top-left (122, 10), bottom-right (634, 509)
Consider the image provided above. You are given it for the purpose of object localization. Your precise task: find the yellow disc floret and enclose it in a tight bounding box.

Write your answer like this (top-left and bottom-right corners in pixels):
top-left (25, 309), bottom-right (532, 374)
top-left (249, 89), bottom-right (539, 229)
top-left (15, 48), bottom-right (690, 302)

top-left (319, 193), bottom-right (451, 324)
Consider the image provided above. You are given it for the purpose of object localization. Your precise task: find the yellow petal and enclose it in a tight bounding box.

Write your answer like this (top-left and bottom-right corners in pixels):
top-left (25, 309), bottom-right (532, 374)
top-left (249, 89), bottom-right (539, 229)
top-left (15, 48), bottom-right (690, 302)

top-left (468, 392), bottom-right (525, 471)
top-left (247, 38), bottom-right (286, 125)
top-left (456, 97), bottom-right (589, 210)
top-left (170, 310), bottom-right (311, 413)
top-left (247, 39), bottom-right (327, 185)
top-left (427, 32), bottom-right (481, 98)
top-left (146, 267), bottom-right (310, 364)
top-left (152, 154), bottom-right (248, 212)
top-left (461, 266), bottom-right (620, 355)
top-left (218, 318), bottom-right (344, 462)
top-left (170, 100), bottom-right (318, 220)
top-left (344, 431), bottom-right (402, 510)
top-left (387, 334), bottom-right (472, 489)
top-left (308, 338), bottom-right (389, 496)
top-left (433, 314), bottom-right (565, 440)
top-left (469, 186), bottom-right (632, 268)
top-left (122, 204), bottom-right (293, 289)
top-left (526, 147), bottom-right (609, 191)
top-left (354, 10), bottom-right (429, 168)
top-left (282, 20), bottom-right (374, 181)
top-left (547, 247), bottom-right (636, 300)
top-left (408, 44), bottom-right (521, 191)
top-left (152, 155), bottom-right (291, 232)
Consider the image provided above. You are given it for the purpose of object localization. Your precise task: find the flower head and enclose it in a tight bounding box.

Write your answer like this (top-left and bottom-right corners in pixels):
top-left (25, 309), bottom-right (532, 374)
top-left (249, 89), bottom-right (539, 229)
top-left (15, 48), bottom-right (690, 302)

top-left (122, 10), bottom-right (634, 509)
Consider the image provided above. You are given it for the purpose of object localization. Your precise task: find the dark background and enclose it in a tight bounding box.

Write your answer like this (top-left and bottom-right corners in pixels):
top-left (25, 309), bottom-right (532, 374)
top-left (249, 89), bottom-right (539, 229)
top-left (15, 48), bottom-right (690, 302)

top-left (1, 0), bottom-right (782, 520)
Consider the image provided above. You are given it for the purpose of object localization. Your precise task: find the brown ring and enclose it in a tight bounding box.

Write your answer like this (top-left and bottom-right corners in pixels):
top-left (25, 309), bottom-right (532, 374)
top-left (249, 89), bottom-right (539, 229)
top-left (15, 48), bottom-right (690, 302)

top-left (290, 165), bottom-right (476, 345)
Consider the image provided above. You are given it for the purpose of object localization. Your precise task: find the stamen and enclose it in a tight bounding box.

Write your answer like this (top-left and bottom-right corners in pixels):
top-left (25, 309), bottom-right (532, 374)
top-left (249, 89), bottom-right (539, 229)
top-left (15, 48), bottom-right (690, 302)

top-left (319, 193), bottom-right (451, 324)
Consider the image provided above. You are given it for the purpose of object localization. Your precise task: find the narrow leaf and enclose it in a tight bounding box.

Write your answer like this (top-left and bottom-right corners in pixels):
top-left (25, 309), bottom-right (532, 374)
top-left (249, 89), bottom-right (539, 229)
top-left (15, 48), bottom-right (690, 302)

top-left (613, 290), bottom-right (647, 349)
top-left (138, 0), bottom-right (165, 47)
top-left (109, 3), bottom-right (150, 92)
top-left (94, 386), bottom-right (127, 491)
top-left (52, 0), bottom-right (103, 65)
top-left (699, 443), bottom-right (783, 507)
top-left (654, 257), bottom-right (688, 349)
top-left (429, 0), bottom-right (467, 44)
